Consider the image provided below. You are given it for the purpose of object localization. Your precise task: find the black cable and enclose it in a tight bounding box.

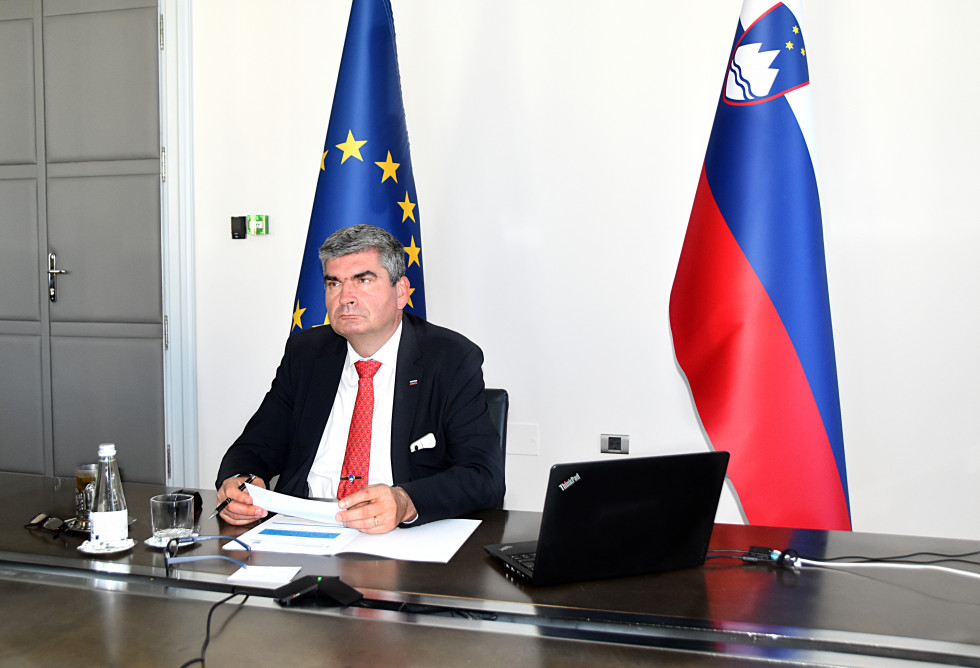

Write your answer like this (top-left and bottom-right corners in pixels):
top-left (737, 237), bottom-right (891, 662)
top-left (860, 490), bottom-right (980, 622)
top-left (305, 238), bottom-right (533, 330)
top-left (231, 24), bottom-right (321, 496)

top-left (705, 549), bottom-right (752, 561)
top-left (711, 545), bottom-right (980, 569)
top-left (705, 554), bottom-right (750, 561)
top-left (179, 591), bottom-right (250, 668)
top-left (799, 549), bottom-right (980, 566)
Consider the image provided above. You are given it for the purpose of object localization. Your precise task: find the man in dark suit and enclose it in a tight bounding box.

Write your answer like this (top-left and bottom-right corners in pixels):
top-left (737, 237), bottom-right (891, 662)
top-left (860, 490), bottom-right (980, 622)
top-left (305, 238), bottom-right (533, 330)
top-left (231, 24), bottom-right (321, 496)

top-left (215, 225), bottom-right (504, 532)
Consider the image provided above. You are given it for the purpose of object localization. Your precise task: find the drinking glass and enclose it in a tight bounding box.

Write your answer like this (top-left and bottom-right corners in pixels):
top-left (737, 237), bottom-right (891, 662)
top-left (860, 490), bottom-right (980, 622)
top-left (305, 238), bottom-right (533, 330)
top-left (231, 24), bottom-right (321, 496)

top-left (73, 463), bottom-right (98, 531)
top-left (150, 493), bottom-right (195, 541)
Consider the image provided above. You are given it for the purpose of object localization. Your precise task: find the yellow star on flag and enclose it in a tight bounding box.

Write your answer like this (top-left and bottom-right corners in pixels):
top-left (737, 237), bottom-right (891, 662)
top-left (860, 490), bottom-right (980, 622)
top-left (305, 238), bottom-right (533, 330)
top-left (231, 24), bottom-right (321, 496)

top-left (404, 236), bottom-right (421, 268)
top-left (406, 286), bottom-right (416, 309)
top-left (801, 48), bottom-right (806, 56)
top-left (375, 151), bottom-right (400, 183)
top-left (292, 300), bottom-right (307, 331)
top-left (398, 191), bottom-right (416, 222)
top-left (335, 130), bottom-right (367, 164)
top-left (785, 41), bottom-right (794, 50)
top-left (792, 25), bottom-right (800, 34)
top-left (320, 150), bottom-right (328, 170)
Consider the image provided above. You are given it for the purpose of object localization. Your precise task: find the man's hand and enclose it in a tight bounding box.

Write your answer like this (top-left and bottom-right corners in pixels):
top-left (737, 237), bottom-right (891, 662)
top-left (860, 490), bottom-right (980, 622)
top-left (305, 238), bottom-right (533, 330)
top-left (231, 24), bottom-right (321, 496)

top-left (216, 475), bottom-right (268, 525)
top-left (336, 484), bottom-right (417, 533)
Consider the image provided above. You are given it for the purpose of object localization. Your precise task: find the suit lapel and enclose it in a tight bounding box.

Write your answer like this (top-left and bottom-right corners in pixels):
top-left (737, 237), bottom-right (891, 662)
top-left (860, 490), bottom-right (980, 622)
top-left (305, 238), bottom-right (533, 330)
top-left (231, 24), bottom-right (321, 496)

top-left (291, 332), bottom-right (346, 487)
top-left (391, 315), bottom-right (423, 483)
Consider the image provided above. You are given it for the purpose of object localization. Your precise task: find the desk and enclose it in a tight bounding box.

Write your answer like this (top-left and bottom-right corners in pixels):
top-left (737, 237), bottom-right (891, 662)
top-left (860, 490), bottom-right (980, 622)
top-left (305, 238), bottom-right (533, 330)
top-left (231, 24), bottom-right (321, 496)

top-left (0, 570), bottom-right (698, 666)
top-left (1, 472), bottom-right (978, 666)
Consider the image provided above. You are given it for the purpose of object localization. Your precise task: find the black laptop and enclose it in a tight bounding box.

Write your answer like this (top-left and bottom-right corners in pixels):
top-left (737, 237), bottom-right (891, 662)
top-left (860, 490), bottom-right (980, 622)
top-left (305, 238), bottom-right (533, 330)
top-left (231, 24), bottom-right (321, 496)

top-left (484, 451), bottom-right (730, 586)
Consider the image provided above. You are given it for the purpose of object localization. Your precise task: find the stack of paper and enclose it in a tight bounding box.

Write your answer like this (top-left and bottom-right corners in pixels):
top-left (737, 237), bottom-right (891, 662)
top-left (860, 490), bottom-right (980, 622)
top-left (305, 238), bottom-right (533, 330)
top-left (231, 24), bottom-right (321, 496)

top-left (222, 484), bottom-right (480, 564)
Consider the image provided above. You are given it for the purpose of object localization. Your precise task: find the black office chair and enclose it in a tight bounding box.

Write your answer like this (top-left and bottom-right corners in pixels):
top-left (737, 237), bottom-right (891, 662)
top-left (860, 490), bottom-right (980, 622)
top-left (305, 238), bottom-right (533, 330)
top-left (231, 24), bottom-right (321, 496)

top-left (483, 388), bottom-right (508, 509)
top-left (483, 388), bottom-right (508, 459)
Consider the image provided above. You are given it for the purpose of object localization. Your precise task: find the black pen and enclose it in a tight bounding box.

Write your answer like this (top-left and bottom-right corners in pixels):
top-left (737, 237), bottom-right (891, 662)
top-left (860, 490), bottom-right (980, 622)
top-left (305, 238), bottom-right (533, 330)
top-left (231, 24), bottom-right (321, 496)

top-left (209, 474), bottom-right (257, 520)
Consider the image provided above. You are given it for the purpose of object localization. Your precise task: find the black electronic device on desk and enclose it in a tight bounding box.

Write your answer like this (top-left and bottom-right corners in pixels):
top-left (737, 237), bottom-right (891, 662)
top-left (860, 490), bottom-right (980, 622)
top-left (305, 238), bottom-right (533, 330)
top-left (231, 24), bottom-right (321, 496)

top-left (485, 451), bottom-right (729, 586)
top-left (273, 575), bottom-right (363, 607)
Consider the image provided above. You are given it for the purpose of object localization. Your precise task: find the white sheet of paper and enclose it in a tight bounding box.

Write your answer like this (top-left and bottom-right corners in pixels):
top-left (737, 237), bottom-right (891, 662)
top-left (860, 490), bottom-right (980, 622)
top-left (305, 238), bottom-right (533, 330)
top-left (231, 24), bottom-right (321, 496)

top-left (337, 518), bottom-right (481, 562)
top-left (246, 484), bottom-right (341, 524)
top-left (226, 511), bottom-right (481, 563)
top-left (226, 565), bottom-right (301, 586)
top-left (231, 515), bottom-right (361, 555)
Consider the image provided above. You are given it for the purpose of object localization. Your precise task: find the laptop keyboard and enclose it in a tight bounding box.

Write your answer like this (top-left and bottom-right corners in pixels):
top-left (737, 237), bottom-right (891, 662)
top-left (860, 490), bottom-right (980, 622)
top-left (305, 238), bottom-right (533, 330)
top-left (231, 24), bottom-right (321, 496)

top-left (513, 551), bottom-right (536, 572)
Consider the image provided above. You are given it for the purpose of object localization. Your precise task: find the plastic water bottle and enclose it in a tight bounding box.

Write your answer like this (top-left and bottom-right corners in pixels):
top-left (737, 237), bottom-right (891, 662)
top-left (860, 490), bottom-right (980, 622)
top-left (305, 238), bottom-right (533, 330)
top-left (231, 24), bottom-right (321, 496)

top-left (90, 443), bottom-right (128, 545)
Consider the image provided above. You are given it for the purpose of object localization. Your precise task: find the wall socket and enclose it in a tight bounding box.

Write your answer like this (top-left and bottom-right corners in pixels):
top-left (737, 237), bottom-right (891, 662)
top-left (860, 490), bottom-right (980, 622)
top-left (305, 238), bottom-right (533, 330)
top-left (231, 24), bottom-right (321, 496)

top-left (600, 433), bottom-right (629, 455)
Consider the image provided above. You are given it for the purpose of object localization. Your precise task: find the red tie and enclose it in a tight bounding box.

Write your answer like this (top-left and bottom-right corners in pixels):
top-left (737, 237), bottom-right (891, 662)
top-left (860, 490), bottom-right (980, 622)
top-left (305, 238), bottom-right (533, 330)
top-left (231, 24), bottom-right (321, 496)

top-left (337, 359), bottom-right (382, 499)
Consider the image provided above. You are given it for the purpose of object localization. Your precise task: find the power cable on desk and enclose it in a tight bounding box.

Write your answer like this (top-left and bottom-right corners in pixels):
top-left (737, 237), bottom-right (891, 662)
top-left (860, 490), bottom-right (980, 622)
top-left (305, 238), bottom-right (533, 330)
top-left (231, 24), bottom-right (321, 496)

top-left (708, 546), bottom-right (980, 582)
top-left (799, 548), bottom-right (980, 566)
top-left (705, 549), bottom-right (754, 561)
top-left (179, 590), bottom-right (250, 668)
top-left (795, 557), bottom-right (980, 581)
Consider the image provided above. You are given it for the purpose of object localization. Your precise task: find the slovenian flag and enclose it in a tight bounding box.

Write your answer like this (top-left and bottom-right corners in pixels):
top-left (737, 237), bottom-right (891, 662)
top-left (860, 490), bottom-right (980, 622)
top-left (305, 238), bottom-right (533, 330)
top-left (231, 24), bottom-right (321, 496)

top-left (290, 0), bottom-right (426, 334)
top-left (669, 1), bottom-right (850, 531)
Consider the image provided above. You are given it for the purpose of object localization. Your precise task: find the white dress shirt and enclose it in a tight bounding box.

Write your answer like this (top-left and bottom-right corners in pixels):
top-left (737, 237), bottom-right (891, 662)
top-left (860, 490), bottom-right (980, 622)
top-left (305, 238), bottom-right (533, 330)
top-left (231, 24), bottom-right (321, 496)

top-left (307, 321), bottom-right (402, 499)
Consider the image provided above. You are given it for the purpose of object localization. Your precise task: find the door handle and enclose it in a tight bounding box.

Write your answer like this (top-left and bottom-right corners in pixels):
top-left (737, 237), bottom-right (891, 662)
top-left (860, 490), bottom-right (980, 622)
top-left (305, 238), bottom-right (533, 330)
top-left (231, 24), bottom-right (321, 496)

top-left (47, 252), bottom-right (69, 302)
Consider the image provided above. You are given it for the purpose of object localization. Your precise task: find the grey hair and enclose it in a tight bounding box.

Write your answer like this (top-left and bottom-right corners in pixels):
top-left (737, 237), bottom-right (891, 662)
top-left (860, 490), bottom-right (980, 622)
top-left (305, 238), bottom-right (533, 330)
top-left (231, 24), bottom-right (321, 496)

top-left (318, 224), bottom-right (406, 286)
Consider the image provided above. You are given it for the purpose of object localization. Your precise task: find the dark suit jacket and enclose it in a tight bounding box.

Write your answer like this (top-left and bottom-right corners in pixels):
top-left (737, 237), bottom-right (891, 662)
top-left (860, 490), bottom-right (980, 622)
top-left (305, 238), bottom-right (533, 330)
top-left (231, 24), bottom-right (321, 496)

top-left (216, 313), bottom-right (505, 525)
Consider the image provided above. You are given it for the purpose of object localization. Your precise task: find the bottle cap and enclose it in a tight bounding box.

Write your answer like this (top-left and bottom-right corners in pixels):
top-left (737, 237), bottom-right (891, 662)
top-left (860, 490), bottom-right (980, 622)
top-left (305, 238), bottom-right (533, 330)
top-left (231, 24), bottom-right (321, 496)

top-left (98, 443), bottom-right (117, 457)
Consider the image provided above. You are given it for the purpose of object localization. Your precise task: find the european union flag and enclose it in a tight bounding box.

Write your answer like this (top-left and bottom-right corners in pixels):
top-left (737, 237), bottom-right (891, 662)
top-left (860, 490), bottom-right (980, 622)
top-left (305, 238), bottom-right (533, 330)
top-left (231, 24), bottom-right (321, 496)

top-left (291, 0), bottom-right (425, 334)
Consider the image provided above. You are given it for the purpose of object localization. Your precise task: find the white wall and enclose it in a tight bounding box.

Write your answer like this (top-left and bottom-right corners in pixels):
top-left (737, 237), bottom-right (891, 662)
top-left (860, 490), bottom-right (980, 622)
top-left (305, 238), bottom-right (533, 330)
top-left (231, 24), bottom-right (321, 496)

top-left (191, 0), bottom-right (980, 540)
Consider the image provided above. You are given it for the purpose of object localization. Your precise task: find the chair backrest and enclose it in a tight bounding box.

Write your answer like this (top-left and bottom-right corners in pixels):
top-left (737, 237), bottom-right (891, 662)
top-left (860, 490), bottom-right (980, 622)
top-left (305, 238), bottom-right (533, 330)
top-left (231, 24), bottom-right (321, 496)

top-left (484, 388), bottom-right (508, 510)
top-left (483, 388), bottom-right (508, 460)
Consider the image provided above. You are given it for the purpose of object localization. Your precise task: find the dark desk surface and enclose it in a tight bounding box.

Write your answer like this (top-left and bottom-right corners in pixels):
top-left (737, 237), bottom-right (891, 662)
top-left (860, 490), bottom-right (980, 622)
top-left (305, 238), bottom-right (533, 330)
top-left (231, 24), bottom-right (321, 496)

top-left (4, 570), bottom-right (758, 667)
top-left (2, 472), bottom-right (979, 666)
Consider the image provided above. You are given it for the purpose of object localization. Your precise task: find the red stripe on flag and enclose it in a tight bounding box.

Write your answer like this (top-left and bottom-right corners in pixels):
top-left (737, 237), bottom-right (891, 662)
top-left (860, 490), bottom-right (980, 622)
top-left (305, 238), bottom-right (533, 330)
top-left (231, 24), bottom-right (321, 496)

top-left (670, 167), bottom-right (850, 530)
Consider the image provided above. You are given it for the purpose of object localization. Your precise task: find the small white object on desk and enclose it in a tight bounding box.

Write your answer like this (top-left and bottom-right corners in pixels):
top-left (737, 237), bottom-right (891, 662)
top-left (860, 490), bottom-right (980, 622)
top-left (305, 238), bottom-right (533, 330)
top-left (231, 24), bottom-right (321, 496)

top-left (144, 533), bottom-right (198, 549)
top-left (227, 565), bottom-right (301, 587)
top-left (77, 537), bottom-right (136, 555)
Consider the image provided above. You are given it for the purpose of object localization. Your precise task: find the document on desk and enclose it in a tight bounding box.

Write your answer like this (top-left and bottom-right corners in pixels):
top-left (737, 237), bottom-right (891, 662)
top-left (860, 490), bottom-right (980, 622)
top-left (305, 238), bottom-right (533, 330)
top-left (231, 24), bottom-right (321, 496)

top-left (226, 484), bottom-right (480, 563)
top-left (246, 484), bottom-right (342, 524)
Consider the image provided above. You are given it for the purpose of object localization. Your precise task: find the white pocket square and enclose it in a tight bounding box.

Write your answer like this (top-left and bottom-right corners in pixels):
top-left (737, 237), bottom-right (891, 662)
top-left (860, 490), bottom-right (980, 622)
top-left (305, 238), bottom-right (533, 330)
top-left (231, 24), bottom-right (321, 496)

top-left (409, 433), bottom-right (436, 452)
